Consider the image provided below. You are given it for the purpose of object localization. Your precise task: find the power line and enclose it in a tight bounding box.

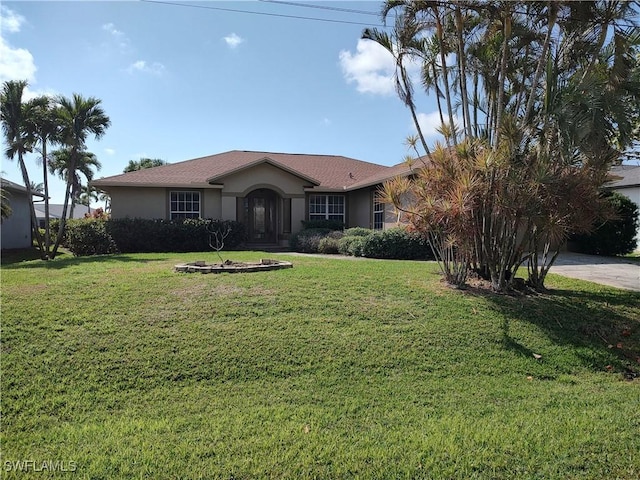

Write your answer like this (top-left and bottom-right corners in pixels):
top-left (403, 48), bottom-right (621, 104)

top-left (138, 0), bottom-right (389, 28)
top-left (258, 0), bottom-right (381, 17)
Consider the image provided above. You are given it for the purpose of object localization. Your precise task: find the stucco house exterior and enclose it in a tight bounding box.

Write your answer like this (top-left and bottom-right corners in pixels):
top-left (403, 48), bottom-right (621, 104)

top-left (92, 150), bottom-right (411, 246)
top-left (1, 178), bottom-right (43, 250)
top-left (607, 164), bottom-right (640, 250)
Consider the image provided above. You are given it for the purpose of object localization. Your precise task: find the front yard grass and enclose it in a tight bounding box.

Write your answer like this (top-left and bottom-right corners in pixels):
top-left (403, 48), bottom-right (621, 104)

top-left (1, 251), bottom-right (639, 479)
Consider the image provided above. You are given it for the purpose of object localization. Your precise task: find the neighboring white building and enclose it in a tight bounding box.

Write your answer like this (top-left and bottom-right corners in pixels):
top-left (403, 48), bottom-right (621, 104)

top-left (607, 165), bottom-right (640, 251)
top-left (33, 203), bottom-right (95, 228)
top-left (0, 179), bottom-right (43, 250)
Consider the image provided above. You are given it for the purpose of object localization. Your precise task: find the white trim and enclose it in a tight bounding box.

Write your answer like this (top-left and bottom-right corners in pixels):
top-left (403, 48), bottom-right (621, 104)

top-left (309, 194), bottom-right (345, 222)
top-left (170, 190), bottom-right (201, 219)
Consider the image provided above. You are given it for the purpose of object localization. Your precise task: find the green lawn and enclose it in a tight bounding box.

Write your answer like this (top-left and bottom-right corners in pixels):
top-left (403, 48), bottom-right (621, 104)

top-left (1, 251), bottom-right (639, 479)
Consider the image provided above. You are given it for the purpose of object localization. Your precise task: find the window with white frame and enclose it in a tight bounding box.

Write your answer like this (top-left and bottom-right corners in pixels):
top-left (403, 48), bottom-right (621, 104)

top-left (309, 194), bottom-right (344, 222)
top-left (373, 198), bottom-right (384, 230)
top-left (170, 191), bottom-right (201, 219)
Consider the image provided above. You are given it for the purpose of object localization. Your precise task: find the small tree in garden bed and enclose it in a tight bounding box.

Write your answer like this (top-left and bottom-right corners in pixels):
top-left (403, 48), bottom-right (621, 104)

top-left (208, 223), bottom-right (232, 263)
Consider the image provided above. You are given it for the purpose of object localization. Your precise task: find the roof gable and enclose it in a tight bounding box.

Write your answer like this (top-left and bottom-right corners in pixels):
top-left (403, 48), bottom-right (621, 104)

top-left (207, 156), bottom-right (321, 186)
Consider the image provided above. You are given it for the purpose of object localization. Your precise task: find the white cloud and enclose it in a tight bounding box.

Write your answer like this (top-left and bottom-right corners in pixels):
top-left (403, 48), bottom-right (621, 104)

top-left (1, 5), bottom-right (25, 33)
top-left (0, 7), bottom-right (37, 85)
top-left (102, 22), bottom-right (130, 51)
top-left (127, 60), bottom-right (166, 76)
top-left (105, 148), bottom-right (116, 156)
top-left (339, 39), bottom-right (395, 95)
top-left (102, 22), bottom-right (122, 37)
top-left (0, 37), bottom-right (36, 84)
top-left (223, 33), bottom-right (244, 49)
top-left (416, 111), bottom-right (461, 139)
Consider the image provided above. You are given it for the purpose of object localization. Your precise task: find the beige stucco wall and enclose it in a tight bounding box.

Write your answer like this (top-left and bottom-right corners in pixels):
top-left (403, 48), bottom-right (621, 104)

top-left (291, 197), bottom-right (306, 234)
top-left (220, 195), bottom-right (237, 221)
top-left (109, 187), bottom-right (223, 220)
top-left (202, 189), bottom-right (222, 219)
top-left (347, 188), bottom-right (373, 229)
top-left (221, 163), bottom-right (309, 196)
top-left (109, 187), bottom-right (167, 219)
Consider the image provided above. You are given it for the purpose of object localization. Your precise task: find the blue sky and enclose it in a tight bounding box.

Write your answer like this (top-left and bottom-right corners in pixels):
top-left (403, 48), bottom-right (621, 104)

top-left (1, 0), bottom-right (444, 205)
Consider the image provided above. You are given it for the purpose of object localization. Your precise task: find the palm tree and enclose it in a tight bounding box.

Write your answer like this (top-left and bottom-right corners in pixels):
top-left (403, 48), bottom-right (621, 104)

top-left (375, 0), bottom-right (640, 291)
top-left (123, 157), bottom-right (166, 172)
top-left (29, 181), bottom-right (44, 194)
top-left (78, 184), bottom-right (100, 214)
top-left (1, 185), bottom-right (12, 222)
top-left (49, 147), bottom-right (102, 219)
top-left (25, 95), bottom-right (60, 259)
top-left (98, 190), bottom-right (111, 212)
top-left (363, 17), bottom-right (431, 155)
top-left (50, 94), bottom-right (110, 258)
top-left (0, 80), bottom-right (44, 252)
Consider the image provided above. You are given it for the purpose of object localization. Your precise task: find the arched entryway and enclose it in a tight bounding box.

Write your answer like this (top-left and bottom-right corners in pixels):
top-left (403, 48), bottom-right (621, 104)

top-left (245, 188), bottom-right (278, 244)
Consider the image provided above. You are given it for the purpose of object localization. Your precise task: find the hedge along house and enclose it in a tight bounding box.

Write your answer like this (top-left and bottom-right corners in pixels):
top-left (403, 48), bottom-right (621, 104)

top-left (92, 150), bottom-right (410, 246)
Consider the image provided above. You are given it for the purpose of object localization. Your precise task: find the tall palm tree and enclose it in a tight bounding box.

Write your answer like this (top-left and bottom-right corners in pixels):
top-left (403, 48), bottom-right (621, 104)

top-left (29, 181), bottom-right (44, 194)
top-left (98, 191), bottom-right (111, 212)
top-left (25, 95), bottom-right (60, 259)
top-left (123, 157), bottom-right (166, 172)
top-left (49, 147), bottom-right (102, 219)
top-left (51, 94), bottom-right (110, 258)
top-left (78, 184), bottom-right (100, 214)
top-left (0, 80), bottom-right (44, 252)
top-left (363, 15), bottom-right (431, 155)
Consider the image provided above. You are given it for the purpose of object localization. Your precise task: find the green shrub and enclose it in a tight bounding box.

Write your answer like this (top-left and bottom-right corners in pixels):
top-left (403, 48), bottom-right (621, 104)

top-left (338, 235), bottom-right (367, 256)
top-left (48, 218), bottom-right (63, 244)
top-left (570, 192), bottom-right (639, 256)
top-left (344, 227), bottom-right (373, 237)
top-left (65, 219), bottom-right (119, 256)
top-left (65, 218), bottom-right (246, 256)
top-left (300, 219), bottom-right (345, 231)
top-left (105, 218), bottom-right (246, 253)
top-left (361, 228), bottom-right (433, 260)
top-left (317, 236), bottom-right (341, 254)
top-left (289, 228), bottom-right (331, 253)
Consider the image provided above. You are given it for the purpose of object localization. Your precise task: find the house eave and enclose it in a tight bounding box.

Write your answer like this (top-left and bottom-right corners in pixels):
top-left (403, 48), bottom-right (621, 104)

top-left (91, 182), bottom-right (224, 189)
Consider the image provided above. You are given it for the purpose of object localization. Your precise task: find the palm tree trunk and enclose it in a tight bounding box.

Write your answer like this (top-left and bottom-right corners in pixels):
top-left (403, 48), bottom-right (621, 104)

top-left (41, 136), bottom-right (51, 259)
top-left (524, 3), bottom-right (556, 122)
top-left (435, 9), bottom-right (457, 146)
top-left (455, 5), bottom-right (472, 139)
top-left (18, 151), bottom-right (44, 253)
top-left (50, 176), bottom-right (73, 259)
top-left (494, 12), bottom-right (511, 149)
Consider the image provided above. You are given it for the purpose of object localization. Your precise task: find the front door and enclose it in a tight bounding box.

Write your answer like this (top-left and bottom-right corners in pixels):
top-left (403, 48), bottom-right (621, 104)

top-left (247, 189), bottom-right (277, 243)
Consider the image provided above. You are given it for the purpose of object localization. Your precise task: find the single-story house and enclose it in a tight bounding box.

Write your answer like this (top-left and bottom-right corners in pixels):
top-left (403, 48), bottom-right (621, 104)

top-left (1, 178), bottom-right (44, 250)
top-left (33, 203), bottom-right (96, 228)
top-left (607, 164), bottom-right (640, 250)
top-left (92, 150), bottom-right (411, 246)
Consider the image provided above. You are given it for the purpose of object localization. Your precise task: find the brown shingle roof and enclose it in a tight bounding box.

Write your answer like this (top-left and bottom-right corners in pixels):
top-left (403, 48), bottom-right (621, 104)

top-left (92, 150), bottom-right (391, 191)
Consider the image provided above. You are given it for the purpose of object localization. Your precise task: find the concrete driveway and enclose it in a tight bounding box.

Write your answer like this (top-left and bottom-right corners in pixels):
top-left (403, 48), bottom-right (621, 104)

top-left (549, 252), bottom-right (640, 291)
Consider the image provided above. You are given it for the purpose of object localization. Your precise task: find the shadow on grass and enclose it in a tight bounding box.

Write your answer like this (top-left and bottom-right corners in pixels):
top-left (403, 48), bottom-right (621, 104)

top-left (1, 248), bottom-right (168, 270)
top-left (470, 285), bottom-right (640, 377)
